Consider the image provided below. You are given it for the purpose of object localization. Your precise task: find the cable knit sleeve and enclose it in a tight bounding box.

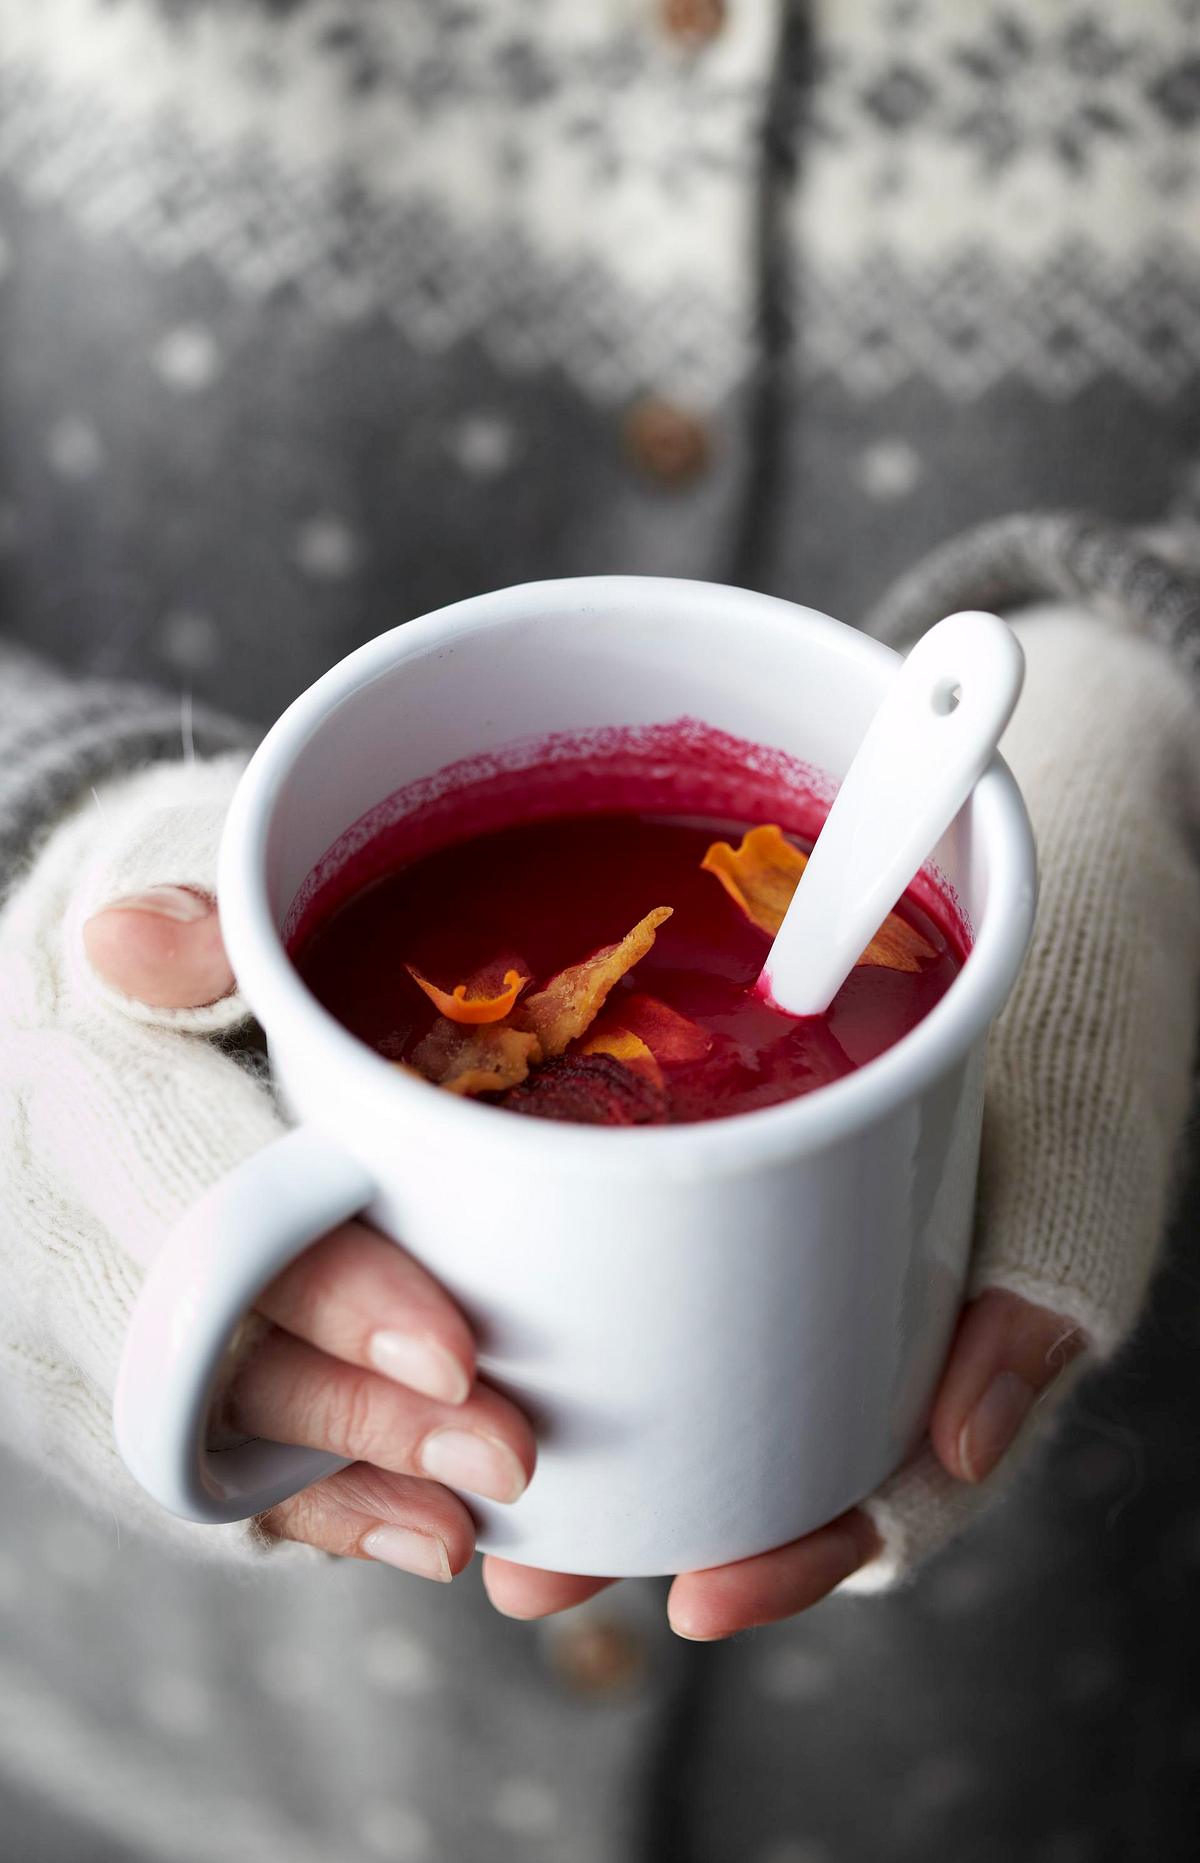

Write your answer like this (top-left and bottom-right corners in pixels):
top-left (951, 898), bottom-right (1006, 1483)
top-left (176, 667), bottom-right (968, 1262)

top-left (0, 641), bottom-right (250, 898)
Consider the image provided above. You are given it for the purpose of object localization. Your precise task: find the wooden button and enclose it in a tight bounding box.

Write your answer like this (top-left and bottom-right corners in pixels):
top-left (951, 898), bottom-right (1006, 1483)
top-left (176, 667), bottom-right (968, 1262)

top-left (661, 0), bottom-right (727, 47)
top-left (548, 1618), bottom-right (647, 1697)
top-left (623, 397), bottom-right (711, 485)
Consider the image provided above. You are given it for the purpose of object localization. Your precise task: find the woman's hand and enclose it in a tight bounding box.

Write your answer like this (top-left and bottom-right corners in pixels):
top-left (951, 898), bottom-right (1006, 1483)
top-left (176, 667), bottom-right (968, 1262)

top-left (229, 1213), bottom-right (536, 1578)
top-left (87, 883), bottom-right (1082, 1616)
top-left (86, 886), bottom-right (537, 1582)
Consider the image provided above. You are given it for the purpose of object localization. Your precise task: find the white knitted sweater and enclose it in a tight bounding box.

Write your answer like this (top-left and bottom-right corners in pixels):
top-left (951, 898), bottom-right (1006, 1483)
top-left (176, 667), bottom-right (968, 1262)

top-left (0, 608), bottom-right (1197, 1584)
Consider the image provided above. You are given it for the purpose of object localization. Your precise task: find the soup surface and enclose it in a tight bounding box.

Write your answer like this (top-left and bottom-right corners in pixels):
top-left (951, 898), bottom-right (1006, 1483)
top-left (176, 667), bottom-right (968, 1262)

top-left (292, 805), bottom-right (965, 1126)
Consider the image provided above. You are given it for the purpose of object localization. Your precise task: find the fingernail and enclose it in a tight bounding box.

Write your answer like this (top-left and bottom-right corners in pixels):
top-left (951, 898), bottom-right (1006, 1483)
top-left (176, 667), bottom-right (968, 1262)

top-left (959, 1371), bottom-right (1036, 1482)
top-left (369, 1331), bottom-right (471, 1405)
top-left (102, 885), bottom-right (212, 923)
top-left (361, 1524), bottom-right (452, 1582)
top-left (419, 1428), bottom-right (528, 1504)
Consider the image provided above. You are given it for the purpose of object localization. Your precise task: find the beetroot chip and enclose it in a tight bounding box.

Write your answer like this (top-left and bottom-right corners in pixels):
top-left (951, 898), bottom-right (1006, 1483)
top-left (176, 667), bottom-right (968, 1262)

top-left (501, 1053), bottom-right (668, 1126)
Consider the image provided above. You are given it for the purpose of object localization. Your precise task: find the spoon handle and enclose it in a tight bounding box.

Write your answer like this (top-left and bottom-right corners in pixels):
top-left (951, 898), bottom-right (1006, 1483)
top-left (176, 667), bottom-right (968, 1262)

top-left (761, 610), bottom-right (1025, 1018)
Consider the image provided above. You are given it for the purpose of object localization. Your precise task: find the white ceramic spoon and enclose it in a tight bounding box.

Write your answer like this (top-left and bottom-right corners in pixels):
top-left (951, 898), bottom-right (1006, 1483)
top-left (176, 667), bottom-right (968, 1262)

top-left (759, 609), bottom-right (1025, 1018)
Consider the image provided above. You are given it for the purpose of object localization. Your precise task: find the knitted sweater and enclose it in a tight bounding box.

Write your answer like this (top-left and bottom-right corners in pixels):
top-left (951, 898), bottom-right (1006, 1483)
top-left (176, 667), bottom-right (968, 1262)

top-left (2, 5), bottom-right (1200, 1861)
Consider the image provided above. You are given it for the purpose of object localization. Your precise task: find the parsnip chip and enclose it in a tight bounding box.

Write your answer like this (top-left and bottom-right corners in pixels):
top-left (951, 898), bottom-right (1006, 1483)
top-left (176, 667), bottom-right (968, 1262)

top-left (405, 959), bottom-right (530, 1025)
top-left (701, 825), bottom-right (936, 973)
top-left (410, 1019), bottom-right (542, 1096)
top-left (519, 907), bottom-right (673, 1057)
top-left (579, 1027), bottom-right (665, 1090)
top-left (701, 824), bottom-right (806, 938)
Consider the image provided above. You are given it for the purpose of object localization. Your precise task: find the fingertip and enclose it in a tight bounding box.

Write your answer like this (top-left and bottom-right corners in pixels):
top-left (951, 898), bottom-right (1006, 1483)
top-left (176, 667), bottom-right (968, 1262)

top-left (666, 1511), bottom-right (879, 1641)
top-left (929, 1373), bottom-right (973, 1481)
top-left (255, 1220), bottom-right (484, 1405)
top-left (84, 894), bottom-right (235, 1008)
top-left (929, 1289), bottom-right (1088, 1484)
top-left (368, 1330), bottom-right (474, 1406)
top-left (664, 1576), bottom-right (716, 1643)
top-left (481, 1556), bottom-right (613, 1621)
top-left (480, 1559), bottom-right (540, 1620)
top-left (361, 1523), bottom-right (455, 1582)
top-left (666, 1610), bottom-right (725, 1644)
top-left (280, 1465), bottom-right (478, 1576)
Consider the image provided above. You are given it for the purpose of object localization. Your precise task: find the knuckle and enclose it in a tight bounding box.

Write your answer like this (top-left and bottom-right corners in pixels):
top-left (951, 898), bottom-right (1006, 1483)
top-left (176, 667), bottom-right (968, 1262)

top-left (260, 1486), bottom-right (353, 1558)
top-left (270, 1240), bottom-right (344, 1335)
top-left (267, 1226), bottom-right (375, 1344)
top-left (318, 1369), bottom-right (393, 1465)
top-left (329, 1464), bottom-right (395, 1521)
top-left (259, 1489), bottom-right (316, 1546)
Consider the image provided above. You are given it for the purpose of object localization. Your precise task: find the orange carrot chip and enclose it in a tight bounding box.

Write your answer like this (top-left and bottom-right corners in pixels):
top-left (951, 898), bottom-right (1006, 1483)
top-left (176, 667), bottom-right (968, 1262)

top-left (702, 823), bottom-right (936, 973)
top-left (406, 958), bottom-right (530, 1025)
top-left (579, 1026), bottom-right (665, 1090)
top-left (410, 1019), bottom-right (542, 1097)
top-left (857, 913), bottom-right (936, 973)
top-left (519, 907), bottom-right (673, 1058)
top-left (700, 824), bottom-right (807, 938)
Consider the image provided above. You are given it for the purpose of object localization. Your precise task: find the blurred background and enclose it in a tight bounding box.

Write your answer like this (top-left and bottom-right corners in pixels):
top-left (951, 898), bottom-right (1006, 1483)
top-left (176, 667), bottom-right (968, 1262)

top-left (2, 2), bottom-right (1199, 1858)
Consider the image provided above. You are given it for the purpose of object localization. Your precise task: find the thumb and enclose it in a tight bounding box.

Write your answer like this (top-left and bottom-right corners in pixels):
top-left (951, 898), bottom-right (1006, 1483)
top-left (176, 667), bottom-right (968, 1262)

top-left (928, 1287), bottom-right (1087, 1485)
top-left (83, 887), bottom-right (235, 1009)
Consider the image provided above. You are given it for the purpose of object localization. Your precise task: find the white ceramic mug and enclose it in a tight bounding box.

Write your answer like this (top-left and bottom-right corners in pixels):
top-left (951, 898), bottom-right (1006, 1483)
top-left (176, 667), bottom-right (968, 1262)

top-left (113, 577), bottom-right (1036, 1576)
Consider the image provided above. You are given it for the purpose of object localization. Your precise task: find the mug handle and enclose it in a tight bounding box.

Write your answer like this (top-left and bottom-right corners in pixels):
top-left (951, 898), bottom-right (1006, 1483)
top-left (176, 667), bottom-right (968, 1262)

top-left (113, 1126), bottom-right (375, 1525)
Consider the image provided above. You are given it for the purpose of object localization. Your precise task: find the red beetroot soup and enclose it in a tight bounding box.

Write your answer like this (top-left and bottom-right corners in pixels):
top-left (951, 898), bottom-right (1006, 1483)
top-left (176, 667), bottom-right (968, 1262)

top-left (291, 789), bottom-right (966, 1127)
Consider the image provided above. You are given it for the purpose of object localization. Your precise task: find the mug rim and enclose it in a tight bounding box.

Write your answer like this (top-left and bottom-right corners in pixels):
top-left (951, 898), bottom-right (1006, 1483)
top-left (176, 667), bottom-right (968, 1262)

top-left (218, 575), bottom-right (1037, 1178)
